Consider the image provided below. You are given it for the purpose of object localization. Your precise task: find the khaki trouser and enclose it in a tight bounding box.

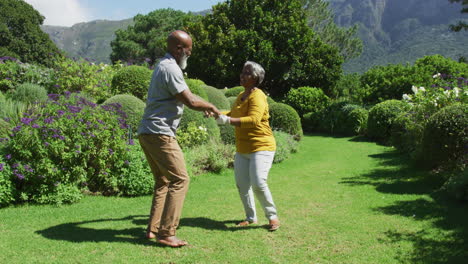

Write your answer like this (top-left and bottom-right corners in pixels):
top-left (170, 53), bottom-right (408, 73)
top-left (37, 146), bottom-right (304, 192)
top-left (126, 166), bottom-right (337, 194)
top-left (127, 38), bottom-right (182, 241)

top-left (139, 134), bottom-right (190, 237)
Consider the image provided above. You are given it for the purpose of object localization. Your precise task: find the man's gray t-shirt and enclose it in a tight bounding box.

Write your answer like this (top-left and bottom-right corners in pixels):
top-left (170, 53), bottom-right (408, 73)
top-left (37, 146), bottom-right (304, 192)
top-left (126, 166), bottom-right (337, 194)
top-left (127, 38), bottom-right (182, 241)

top-left (138, 53), bottom-right (188, 137)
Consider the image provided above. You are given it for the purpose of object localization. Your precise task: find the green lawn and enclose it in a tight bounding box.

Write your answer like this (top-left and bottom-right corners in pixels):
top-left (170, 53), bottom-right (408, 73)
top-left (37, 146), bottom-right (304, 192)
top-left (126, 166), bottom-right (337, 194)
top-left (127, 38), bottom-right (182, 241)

top-left (1, 135), bottom-right (467, 263)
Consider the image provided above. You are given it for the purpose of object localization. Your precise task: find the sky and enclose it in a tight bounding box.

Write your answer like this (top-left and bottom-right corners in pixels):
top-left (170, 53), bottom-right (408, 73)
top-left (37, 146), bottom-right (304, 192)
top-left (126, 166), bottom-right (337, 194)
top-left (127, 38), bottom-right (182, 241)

top-left (24, 0), bottom-right (224, 27)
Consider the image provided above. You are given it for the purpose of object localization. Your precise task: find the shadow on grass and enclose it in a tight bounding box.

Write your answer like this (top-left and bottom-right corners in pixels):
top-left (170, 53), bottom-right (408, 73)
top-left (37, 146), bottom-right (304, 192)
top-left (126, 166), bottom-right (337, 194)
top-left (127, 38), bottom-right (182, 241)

top-left (340, 149), bottom-right (468, 263)
top-left (36, 216), bottom-right (264, 245)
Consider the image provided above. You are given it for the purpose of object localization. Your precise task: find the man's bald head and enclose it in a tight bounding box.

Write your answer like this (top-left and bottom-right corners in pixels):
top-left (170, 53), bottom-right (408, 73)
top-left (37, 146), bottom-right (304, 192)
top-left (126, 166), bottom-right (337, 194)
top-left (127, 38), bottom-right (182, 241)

top-left (167, 30), bottom-right (192, 69)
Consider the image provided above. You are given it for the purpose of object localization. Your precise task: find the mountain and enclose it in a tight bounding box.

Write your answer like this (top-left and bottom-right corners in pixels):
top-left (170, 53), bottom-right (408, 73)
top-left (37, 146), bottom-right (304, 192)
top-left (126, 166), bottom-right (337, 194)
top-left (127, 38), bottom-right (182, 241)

top-left (41, 19), bottom-right (134, 63)
top-left (40, 0), bottom-right (468, 72)
top-left (329, 0), bottom-right (468, 72)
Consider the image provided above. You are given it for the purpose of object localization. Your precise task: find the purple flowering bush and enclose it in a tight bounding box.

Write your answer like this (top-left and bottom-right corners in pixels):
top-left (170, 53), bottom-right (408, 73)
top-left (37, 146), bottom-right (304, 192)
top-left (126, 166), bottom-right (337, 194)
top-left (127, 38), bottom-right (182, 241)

top-left (2, 92), bottom-right (152, 205)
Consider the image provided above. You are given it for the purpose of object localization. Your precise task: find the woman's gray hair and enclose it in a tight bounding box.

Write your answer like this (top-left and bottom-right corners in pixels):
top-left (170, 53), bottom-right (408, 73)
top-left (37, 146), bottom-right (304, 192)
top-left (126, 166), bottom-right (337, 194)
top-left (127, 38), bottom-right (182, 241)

top-left (244, 61), bottom-right (265, 86)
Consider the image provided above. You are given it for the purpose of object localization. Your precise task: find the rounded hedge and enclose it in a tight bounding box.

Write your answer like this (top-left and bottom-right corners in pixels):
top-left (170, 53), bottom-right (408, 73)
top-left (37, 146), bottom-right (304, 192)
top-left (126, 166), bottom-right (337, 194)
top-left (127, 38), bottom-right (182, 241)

top-left (421, 104), bottom-right (467, 169)
top-left (12, 83), bottom-right (48, 105)
top-left (203, 85), bottom-right (230, 110)
top-left (224, 86), bottom-right (244, 97)
top-left (227, 96), bottom-right (237, 108)
top-left (179, 108), bottom-right (220, 143)
top-left (390, 109), bottom-right (425, 153)
top-left (283, 86), bottom-right (330, 118)
top-left (111, 65), bottom-right (152, 100)
top-left (266, 96), bottom-right (276, 107)
top-left (185, 78), bottom-right (209, 101)
top-left (367, 100), bottom-right (410, 143)
top-left (269, 103), bottom-right (303, 140)
top-left (103, 94), bottom-right (145, 133)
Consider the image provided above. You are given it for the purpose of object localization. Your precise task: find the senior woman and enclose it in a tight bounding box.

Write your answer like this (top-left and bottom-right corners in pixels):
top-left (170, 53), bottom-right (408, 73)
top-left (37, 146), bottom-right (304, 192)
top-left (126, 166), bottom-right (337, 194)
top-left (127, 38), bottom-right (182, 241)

top-left (216, 61), bottom-right (280, 231)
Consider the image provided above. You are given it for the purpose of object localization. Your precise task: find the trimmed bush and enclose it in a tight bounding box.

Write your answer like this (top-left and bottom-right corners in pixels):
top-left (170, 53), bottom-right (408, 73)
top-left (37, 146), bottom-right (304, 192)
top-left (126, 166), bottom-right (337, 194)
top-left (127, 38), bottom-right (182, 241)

top-left (273, 131), bottom-right (298, 163)
top-left (266, 96), bottom-right (276, 107)
top-left (441, 171), bottom-right (468, 202)
top-left (390, 108), bottom-right (425, 153)
top-left (185, 78), bottom-right (208, 100)
top-left (103, 94), bottom-right (145, 133)
top-left (203, 85), bottom-right (230, 110)
top-left (224, 86), bottom-right (244, 97)
top-left (11, 83), bottom-right (48, 105)
top-left (367, 100), bottom-right (410, 143)
top-left (282, 86), bottom-right (330, 118)
top-left (111, 65), bottom-right (152, 100)
top-left (269, 103), bottom-right (303, 140)
top-left (227, 96), bottom-right (237, 108)
top-left (420, 104), bottom-right (467, 170)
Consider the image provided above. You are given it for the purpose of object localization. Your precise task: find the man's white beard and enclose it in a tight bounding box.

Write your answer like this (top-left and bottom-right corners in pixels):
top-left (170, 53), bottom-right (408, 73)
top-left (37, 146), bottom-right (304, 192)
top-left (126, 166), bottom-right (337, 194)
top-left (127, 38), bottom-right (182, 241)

top-left (178, 52), bottom-right (189, 70)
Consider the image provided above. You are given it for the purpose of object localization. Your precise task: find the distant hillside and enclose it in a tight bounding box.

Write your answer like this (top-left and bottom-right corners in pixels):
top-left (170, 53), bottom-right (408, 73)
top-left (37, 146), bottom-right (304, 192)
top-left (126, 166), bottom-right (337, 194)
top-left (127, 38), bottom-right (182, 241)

top-left (41, 1), bottom-right (468, 72)
top-left (329, 0), bottom-right (468, 72)
top-left (41, 19), bottom-right (134, 63)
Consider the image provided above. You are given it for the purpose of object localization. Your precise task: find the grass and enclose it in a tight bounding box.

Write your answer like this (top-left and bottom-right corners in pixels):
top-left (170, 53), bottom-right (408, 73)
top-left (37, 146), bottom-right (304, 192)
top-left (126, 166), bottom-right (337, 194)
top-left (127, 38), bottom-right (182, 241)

top-left (1, 134), bottom-right (467, 263)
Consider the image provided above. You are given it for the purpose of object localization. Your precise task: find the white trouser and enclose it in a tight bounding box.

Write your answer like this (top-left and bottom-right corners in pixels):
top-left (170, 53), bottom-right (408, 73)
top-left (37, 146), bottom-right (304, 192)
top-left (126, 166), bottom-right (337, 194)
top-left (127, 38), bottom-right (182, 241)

top-left (234, 151), bottom-right (278, 222)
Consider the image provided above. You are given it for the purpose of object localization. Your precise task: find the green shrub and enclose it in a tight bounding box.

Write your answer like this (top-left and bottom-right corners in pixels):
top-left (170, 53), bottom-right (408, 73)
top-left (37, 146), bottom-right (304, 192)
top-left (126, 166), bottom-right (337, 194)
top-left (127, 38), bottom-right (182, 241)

top-left (115, 142), bottom-right (153, 196)
top-left (179, 108), bottom-right (220, 145)
top-left (185, 78), bottom-right (209, 100)
top-left (390, 108), bottom-right (425, 154)
top-left (103, 94), bottom-right (145, 133)
top-left (219, 125), bottom-right (236, 145)
top-left (11, 83), bottom-right (48, 105)
top-left (184, 139), bottom-right (235, 175)
top-left (332, 73), bottom-right (364, 103)
top-left (367, 100), bottom-right (410, 143)
top-left (314, 100), bottom-right (368, 135)
top-left (441, 171), bottom-right (468, 202)
top-left (0, 118), bottom-right (12, 140)
top-left (0, 61), bottom-right (55, 93)
top-left (203, 85), bottom-right (230, 110)
top-left (0, 99), bottom-right (27, 121)
top-left (273, 131), bottom-right (298, 163)
top-left (227, 96), bottom-right (237, 108)
top-left (0, 60), bottom-right (21, 92)
top-left (3, 93), bottom-right (138, 204)
top-left (51, 57), bottom-right (118, 103)
top-left (269, 103), bottom-right (303, 140)
top-left (266, 96), bottom-right (276, 107)
top-left (360, 64), bottom-right (417, 105)
top-left (224, 86), bottom-right (244, 97)
top-left (348, 106), bottom-right (369, 136)
top-left (282, 86), bottom-right (330, 118)
top-left (420, 104), bottom-right (467, 170)
top-left (177, 121), bottom-right (209, 149)
top-left (111, 65), bottom-right (152, 100)
top-left (0, 154), bottom-right (14, 207)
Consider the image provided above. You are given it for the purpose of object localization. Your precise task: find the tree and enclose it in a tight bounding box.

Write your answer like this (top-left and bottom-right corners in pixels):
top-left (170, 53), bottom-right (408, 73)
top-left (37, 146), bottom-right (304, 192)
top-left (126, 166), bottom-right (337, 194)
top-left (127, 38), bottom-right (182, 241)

top-left (186, 0), bottom-right (343, 97)
top-left (0, 0), bottom-right (61, 66)
top-left (449, 0), bottom-right (468, 31)
top-left (110, 9), bottom-right (198, 64)
top-left (302, 0), bottom-right (363, 60)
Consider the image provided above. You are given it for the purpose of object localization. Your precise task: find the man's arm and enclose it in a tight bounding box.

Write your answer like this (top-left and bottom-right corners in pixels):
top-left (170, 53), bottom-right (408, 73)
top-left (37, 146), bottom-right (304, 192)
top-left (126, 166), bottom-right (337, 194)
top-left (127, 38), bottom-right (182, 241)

top-left (175, 89), bottom-right (221, 117)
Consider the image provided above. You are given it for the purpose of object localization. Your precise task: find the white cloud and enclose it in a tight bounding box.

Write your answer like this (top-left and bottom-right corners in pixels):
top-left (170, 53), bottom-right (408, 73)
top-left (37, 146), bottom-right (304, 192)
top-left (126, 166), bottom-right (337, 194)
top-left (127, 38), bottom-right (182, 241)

top-left (24, 0), bottom-right (92, 27)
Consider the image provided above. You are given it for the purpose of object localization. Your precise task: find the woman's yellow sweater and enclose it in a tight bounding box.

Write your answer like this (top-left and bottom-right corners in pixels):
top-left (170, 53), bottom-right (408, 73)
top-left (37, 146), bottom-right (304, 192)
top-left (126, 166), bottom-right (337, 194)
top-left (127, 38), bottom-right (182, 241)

top-left (224, 89), bottom-right (276, 154)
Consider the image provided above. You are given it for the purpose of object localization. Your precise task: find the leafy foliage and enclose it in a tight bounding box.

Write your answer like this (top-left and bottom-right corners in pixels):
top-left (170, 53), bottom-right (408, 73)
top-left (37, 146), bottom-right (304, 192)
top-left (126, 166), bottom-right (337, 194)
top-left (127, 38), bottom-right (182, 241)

top-left (421, 104), bottom-right (467, 170)
top-left (186, 0), bottom-right (343, 97)
top-left (10, 83), bottom-right (48, 105)
top-left (110, 9), bottom-right (198, 64)
top-left (367, 100), bottom-right (410, 143)
top-left (102, 94), bottom-right (145, 134)
top-left (269, 103), bottom-right (303, 140)
top-left (282, 86), bottom-right (330, 118)
top-left (1, 93), bottom-right (140, 205)
top-left (302, 0), bottom-right (363, 60)
top-left (203, 85), bottom-right (230, 110)
top-left (0, 0), bottom-right (61, 66)
top-left (224, 86), bottom-right (244, 98)
top-left (111, 65), bottom-right (152, 100)
top-left (273, 130), bottom-right (299, 163)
